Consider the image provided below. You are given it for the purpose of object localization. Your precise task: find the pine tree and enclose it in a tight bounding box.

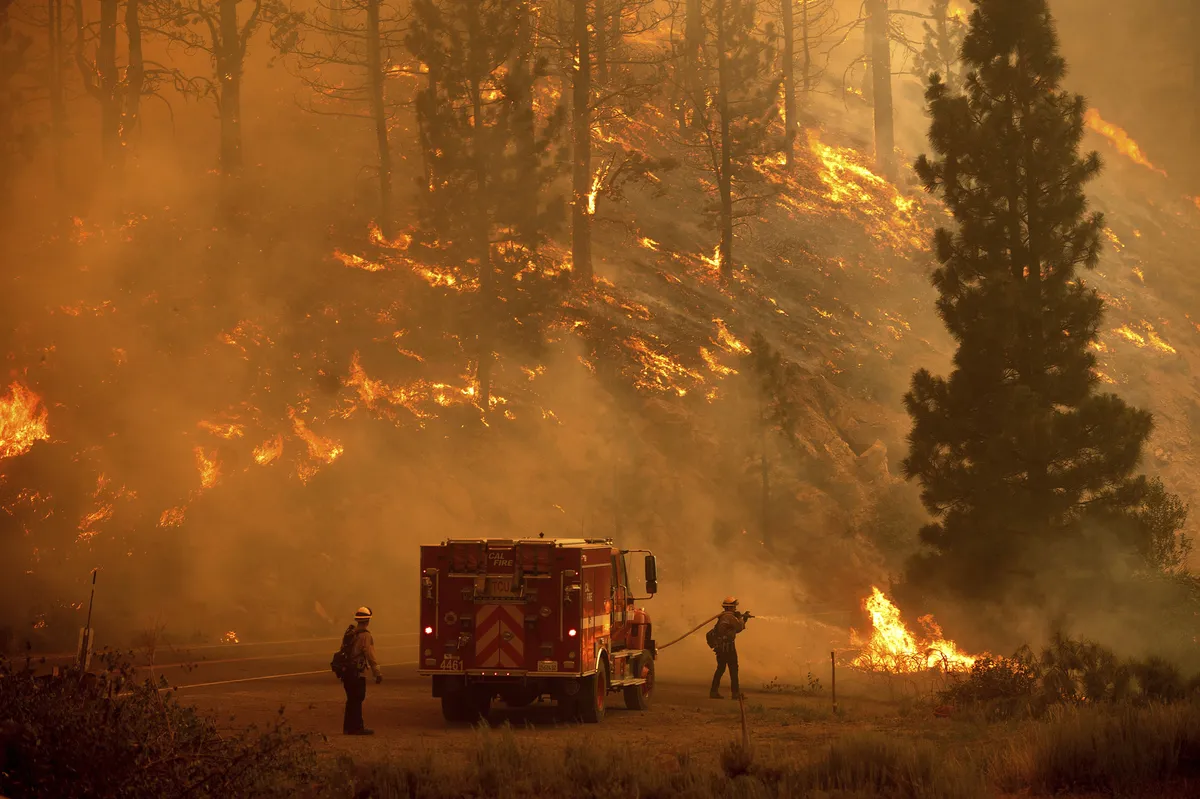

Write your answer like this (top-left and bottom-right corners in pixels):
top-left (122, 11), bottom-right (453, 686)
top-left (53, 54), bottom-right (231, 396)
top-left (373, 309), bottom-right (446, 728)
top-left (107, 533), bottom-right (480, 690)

top-left (408, 0), bottom-right (564, 412)
top-left (914, 0), bottom-right (965, 94)
top-left (686, 0), bottom-right (779, 281)
top-left (903, 0), bottom-right (1188, 605)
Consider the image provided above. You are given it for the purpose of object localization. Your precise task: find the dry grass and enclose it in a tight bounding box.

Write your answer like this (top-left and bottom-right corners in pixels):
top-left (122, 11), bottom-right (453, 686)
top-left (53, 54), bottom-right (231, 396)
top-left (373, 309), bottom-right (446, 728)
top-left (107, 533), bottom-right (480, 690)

top-left (990, 700), bottom-right (1200, 795)
top-left (320, 699), bottom-right (1200, 798)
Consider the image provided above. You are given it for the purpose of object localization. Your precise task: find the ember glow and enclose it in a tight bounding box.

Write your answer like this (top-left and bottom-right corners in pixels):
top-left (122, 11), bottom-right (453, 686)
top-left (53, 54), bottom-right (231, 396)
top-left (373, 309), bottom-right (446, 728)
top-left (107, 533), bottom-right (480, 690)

top-left (1083, 108), bottom-right (1167, 176)
top-left (253, 436), bottom-right (284, 466)
top-left (0, 382), bottom-right (50, 460)
top-left (851, 588), bottom-right (979, 673)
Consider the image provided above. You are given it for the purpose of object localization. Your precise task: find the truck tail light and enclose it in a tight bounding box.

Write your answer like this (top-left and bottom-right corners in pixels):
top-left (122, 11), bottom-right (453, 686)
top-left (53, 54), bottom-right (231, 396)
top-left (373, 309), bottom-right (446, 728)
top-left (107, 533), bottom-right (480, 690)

top-left (568, 628), bottom-right (577, 637)
top-left (424, 626), bottom-right (433, 635)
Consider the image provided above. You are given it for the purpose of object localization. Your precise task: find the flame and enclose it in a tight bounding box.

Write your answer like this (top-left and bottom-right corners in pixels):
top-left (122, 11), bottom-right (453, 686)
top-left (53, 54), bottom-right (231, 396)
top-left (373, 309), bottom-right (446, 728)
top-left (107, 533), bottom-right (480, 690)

top-left (1084, 109), bottom-right (1166, 177)
top-left (1112, 321), bottom-right (1175, 355)
top-left (221, 630), bottom-right (239, 644)
top-left (333, 250), bottom-right (387, 272)
top-left (851, 587), bottom-right (978, 673)
top-left (625, 336), bottom-right (704, 397)
top-left (288, 408), bottom-right (344, 472)
top-left (713, 319), bottom-right (750, 354)
top-left (253, 436), bottom-right (283, 465)
top-left (0, 382), bottom-right (50, 460)
top-left (638, 237), bottom-right (660, 251)
top-left (699, 347), bottom-right (736, 376)
top-left (198, 420), bottom-right (245, 439)
top-left (194, 447), bottom-right (220, 489)
top-left (158, 507), bottom-right (187, 527)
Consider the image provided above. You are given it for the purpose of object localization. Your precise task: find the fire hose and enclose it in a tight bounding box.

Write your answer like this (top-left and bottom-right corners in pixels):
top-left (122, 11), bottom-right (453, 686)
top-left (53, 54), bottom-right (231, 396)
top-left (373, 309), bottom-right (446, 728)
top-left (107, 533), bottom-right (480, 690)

top-left (654, 614), bottom-right (720, 653)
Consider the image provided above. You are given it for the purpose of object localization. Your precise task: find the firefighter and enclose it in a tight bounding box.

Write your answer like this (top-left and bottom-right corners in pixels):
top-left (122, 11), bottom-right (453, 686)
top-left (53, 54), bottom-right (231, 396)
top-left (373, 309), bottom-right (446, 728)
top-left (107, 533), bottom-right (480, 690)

top-left (343, 606), bottom-right (383, 735)
top-left (709, 596), bottom-right (748, 699)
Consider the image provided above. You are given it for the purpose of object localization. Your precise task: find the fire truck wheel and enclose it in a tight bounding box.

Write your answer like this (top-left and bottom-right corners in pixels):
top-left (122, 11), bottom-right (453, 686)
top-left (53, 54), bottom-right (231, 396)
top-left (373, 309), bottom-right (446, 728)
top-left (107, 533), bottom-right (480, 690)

top-left (623, 656), bottom-right (654, 710)
top-left (580, 661), bottom-right (607, 724)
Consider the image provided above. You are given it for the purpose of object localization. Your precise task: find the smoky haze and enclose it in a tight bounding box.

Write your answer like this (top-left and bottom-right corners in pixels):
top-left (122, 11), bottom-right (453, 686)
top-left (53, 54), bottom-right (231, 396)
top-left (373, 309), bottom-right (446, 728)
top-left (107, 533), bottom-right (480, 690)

top-left (0, 0), bottom-right (1196, 678)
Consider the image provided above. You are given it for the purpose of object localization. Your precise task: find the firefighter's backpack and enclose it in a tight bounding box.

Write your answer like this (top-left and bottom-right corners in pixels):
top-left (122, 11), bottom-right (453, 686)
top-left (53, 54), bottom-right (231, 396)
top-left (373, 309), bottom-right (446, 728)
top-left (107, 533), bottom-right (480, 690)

top-left (330, 625), bottom-right (358, 679)
top-left (705, 625), bottom-right (719, 650)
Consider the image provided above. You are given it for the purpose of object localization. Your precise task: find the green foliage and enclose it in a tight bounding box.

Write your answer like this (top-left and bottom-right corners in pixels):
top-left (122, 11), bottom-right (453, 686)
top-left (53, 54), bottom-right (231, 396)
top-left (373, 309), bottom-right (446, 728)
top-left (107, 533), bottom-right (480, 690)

top-left (902, 0), bottom-right (1187, 605)
top-left (940, 635), bottom-right (1200, 720)
top-left (407, 0), bottom-right (567, 366)
top-left (913, 0), bottom-right (966, 93)
top-left (762, 672), bottom-right (823, 695)
top-left (0, 652), bottom-right (314, 799)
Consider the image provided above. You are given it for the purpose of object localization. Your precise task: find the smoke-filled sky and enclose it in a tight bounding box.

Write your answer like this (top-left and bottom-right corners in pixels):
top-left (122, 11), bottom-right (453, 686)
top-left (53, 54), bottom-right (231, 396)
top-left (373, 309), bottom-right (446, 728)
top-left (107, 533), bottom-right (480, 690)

top-left (1, 0), bottom-right (1198, 672)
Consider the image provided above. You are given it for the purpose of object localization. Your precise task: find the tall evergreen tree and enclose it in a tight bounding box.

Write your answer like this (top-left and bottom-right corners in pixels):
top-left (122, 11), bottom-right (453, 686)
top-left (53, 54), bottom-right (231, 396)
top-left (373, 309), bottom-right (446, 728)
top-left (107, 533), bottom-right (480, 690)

top-left (408, 0), bottom-right (564, 412)
top-left (902, 0), bottom-right (1187, 604)
top-left (914, 0), bottom-right (965, 94)
top-left (687, 0), bottom-right (779, 282)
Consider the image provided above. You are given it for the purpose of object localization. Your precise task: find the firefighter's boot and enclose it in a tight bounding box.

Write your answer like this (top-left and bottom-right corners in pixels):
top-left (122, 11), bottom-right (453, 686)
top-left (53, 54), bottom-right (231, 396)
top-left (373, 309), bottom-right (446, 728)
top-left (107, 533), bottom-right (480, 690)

top-left (709, 690), bottom-right (724, 699)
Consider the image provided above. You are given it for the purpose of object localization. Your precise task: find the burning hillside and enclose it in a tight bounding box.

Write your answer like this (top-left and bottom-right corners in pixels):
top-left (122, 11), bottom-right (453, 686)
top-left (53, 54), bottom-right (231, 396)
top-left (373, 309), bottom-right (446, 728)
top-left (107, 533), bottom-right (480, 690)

top-left (2, 0), bottom-right (1199, 657)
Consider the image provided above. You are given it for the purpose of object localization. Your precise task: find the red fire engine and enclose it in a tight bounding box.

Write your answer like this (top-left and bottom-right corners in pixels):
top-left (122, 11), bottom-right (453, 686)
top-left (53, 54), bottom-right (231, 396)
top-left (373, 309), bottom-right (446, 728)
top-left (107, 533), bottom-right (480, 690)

top-left (419, 536), bottom-right (658, 723)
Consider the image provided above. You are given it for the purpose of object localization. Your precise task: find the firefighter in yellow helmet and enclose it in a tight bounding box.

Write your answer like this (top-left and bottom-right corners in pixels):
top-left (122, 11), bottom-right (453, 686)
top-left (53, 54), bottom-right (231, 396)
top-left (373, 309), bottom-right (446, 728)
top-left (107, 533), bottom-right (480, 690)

top-left (709, 596), bottom-right (749, 699)
top-left (342, 606), bottom-right (383, 735)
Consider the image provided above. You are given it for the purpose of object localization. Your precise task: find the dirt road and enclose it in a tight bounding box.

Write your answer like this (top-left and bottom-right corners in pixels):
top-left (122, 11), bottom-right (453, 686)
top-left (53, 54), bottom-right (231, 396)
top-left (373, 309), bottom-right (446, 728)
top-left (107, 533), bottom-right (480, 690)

top-left (158, 638), bottom-right (936, 766)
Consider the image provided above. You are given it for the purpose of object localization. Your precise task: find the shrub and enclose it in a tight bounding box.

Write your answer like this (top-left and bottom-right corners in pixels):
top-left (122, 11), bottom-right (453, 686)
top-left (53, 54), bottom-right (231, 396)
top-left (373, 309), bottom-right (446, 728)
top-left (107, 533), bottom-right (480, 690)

top-left (0, 652), bottom-right (314, 799)
top-left (1131, 656), bottom-right (1186, 703)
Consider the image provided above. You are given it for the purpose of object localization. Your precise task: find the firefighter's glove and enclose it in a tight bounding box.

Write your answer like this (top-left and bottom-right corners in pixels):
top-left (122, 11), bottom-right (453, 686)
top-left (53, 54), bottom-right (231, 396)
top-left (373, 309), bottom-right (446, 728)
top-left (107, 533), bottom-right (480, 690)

top-left (375, 675), bottom-right (383, 685)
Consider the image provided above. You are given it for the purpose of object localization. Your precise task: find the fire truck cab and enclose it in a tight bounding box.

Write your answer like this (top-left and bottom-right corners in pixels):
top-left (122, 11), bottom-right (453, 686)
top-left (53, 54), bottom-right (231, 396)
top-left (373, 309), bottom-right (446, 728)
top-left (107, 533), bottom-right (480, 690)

top-left (418, 537), bottom-right (658, 723)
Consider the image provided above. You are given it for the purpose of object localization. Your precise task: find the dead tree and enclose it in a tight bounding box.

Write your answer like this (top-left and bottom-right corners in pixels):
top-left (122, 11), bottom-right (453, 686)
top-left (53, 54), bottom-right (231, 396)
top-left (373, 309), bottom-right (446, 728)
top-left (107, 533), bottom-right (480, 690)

top-left (293, 0), bottom-right (407, 234)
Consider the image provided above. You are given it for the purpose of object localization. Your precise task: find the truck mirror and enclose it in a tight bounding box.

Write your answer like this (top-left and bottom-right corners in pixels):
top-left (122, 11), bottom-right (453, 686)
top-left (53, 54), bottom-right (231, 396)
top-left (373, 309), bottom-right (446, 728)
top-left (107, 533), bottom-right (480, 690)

top-left (646, 579), bottom-right (658, 595)
top-left (644, 555), bottom-right (657, 583)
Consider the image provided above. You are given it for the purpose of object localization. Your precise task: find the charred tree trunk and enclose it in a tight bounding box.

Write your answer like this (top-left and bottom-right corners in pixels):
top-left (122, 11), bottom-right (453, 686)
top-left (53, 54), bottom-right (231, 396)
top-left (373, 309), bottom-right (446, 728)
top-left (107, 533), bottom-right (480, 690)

top-left (684, 0), bottom-right (702, 128)
top-left (48, 0), bottom-right (66, 191)
top-left (571, 0), bottom-right (593, 283)
top-left (97, 0), bottom-right (119, 170)
top-left (800, 0), bottom-right (811, 94)
top-left (594, 0), bottom-right (607, 83)
top-left (123, 0), bottom-right (145, 146)
top-left (781, 0), bottom-right (796, 170)
top-left (608, 3), bottom-right (620, 57)
top-left (366, 0), bottom-right (392, 234)
top-left (217, 0), bottom-right (243, 176)
top-left (715, 0), bottom-right (733, 281)
top-left (760, 400), bottom-right (770, 548)
top-left (866, 0), bottom-right (894, 179)
top-left (468, 19), bottom-right (492, 412)
top-left (514, 1), bottom-right (535, 177)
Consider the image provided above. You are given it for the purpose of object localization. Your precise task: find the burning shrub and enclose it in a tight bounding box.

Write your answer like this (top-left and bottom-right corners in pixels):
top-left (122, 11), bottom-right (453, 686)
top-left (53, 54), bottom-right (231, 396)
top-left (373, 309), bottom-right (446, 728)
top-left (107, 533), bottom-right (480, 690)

top-left (938, 650), bottom-right (1041, 719)
top-left (0, 652), bottom-right (314, 799)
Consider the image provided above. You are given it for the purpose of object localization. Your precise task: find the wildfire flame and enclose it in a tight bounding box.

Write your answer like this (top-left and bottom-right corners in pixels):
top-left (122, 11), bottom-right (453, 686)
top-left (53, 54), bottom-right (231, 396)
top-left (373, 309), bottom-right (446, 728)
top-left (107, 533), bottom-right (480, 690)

top-left (221, 630), bottom-right (239, 644)
top-left (253, 436), bottom-right (284, 465)
top-left (1084, 109), bottom-right (1166, 177)
top-left (1113, 321), bottom-right (1176, 355)
top-left (158, 507), bottom-right (187, 527)
top-left (288, 408), bottom-right (344, 482)
top-left (851, 587), bottom-right (978, 673)
top-left (194, 447), bottom-right (220, 489)
top-left (0, 382), bottom-right (50, 460)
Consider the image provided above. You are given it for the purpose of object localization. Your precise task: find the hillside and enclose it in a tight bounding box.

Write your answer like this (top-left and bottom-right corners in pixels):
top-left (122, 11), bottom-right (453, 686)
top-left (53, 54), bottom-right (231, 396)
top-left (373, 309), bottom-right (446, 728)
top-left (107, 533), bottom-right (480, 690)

top-left (1, 41), bottom-right (1197, 665)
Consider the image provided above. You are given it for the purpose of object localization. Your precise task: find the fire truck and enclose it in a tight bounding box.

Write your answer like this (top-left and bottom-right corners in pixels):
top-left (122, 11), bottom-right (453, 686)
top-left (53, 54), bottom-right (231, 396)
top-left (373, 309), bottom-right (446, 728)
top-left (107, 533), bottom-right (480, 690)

top-left (418, 536), bottom-right (658, 723)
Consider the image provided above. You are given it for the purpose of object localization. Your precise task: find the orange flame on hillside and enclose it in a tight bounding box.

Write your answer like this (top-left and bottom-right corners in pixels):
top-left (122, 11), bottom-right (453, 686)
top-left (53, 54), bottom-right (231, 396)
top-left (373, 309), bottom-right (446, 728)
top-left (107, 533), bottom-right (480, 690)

top-left (1084, 109), bottom-right (1166, 176)
top-left (851, 587), bottom-right (979, 673)
top-left (0, 382), bottom-right (50, 460)
top-left (194, 447), bottom-right (219, 489)
top-left (253, 436), bottom-right (283, 465)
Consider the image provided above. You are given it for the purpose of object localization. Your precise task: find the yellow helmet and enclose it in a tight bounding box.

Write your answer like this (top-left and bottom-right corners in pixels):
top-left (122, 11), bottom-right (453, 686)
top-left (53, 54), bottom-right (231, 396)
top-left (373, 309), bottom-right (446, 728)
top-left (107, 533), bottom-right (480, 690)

top-left (354, 606), bottom-right (373, 621)
top-left (722, 596), bottom-right (738, 609)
